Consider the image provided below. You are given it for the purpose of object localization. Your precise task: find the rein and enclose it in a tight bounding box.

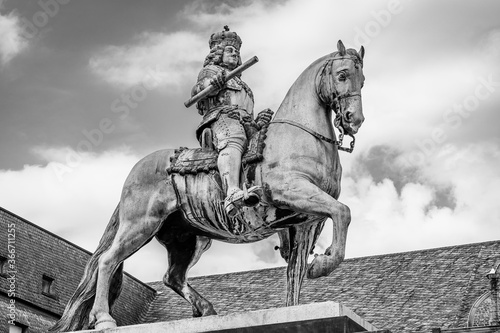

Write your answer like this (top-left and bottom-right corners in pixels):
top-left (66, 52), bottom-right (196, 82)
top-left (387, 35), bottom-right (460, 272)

top-left (270, 119), bottom-right (336, 145)
top-left (270, 119), bottom-right (355, 153)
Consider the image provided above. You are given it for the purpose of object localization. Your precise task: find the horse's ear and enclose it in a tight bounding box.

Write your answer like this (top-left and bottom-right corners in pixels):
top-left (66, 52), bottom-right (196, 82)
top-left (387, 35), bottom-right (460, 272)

top-left (359, 46), bottom-right (365, 60)
top-left (337, 40), bottom-right (346, 56)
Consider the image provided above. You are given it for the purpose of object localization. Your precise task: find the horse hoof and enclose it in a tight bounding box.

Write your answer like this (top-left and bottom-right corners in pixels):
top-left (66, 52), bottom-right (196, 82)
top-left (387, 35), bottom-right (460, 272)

top-left (95, 319), bottom-right (117, 330)
top-left (94, 313), bottom-right (117, 330)
top-left (193, 306), bottom-right (217, 317)
top-left (307, 254), bottom-right (342, 279)
top-left (307, 254), bottom-right (329, 279)
top-left (204, 308), bottom-right (217, 316)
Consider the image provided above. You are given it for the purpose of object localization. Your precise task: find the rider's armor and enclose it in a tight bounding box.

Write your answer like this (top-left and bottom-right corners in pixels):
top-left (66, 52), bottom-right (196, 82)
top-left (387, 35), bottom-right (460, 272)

top-left (191, 26), bottom-right (261, 217)
top-left (193, 64), bottom-right (254, 152)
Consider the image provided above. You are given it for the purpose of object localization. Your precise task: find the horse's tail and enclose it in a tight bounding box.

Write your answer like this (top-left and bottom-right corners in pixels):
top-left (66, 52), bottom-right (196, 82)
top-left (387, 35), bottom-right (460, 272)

top-left (49, 205), bottom-right (123, 332)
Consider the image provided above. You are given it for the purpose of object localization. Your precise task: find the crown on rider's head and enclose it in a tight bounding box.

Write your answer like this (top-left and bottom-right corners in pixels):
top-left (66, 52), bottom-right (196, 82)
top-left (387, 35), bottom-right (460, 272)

top-left (209, 25), bottom-right (242, 50)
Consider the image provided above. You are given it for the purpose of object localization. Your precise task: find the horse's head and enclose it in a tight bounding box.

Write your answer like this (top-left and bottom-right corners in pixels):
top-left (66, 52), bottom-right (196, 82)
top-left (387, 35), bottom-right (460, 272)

top-left (317, 40), bottom-right (365, 151)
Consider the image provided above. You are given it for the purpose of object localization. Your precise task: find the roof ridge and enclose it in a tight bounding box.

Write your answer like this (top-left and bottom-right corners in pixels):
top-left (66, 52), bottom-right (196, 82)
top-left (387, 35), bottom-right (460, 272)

top-left (0, 205), bottom-right (93, 255)
top-left (140, 240), bottom-right (500, 331)
top-left (344, 239), bottom-right (500, 262)
top-left (0, 205), bottom-right (156, 292)
top-left (190, 265), bottom-right (286, 280)
top-left (176, 239), bottom-right (500, 280)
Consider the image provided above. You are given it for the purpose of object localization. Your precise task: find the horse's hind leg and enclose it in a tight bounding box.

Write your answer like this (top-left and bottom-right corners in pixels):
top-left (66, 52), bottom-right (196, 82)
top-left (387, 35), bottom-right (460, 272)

top-left (90, 199), bottom-right (172, 329)
top-left (157, 231), bottom-right (216, 317)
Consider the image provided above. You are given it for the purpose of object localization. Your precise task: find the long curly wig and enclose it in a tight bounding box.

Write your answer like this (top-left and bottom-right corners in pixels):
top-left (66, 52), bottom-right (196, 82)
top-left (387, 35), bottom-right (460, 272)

top-left (203, 43), bottom-right (242, 69)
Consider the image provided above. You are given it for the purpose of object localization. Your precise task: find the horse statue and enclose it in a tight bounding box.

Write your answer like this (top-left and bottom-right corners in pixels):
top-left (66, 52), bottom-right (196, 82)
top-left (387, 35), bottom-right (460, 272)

top-left (50, 40), bottom-right (365, 331)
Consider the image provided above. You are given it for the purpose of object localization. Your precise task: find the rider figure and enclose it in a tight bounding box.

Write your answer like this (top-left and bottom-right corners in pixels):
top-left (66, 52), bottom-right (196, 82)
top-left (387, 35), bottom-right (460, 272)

top-left (191, 26), bottom-right (271, 217)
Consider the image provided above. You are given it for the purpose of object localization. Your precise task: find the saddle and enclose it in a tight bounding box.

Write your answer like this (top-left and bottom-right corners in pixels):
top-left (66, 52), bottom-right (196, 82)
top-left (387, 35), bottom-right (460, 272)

top-left (166, 122), bottom-right (269, 176)
top-left (166, 111), bottom-right (292, 241)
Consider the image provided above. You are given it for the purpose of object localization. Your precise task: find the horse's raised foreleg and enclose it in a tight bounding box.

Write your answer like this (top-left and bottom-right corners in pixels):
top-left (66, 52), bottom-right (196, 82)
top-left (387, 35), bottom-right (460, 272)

top-left (271, 179), bottom-right (351, 279)
top-left (307, 208), bottom-right (349, 279)
top-left (158, 233), bottom-right (216, 317)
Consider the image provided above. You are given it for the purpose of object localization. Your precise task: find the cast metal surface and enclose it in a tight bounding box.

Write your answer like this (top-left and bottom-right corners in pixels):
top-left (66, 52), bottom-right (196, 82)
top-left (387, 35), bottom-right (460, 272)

top-left (50, 33), bottom-right (366, 332)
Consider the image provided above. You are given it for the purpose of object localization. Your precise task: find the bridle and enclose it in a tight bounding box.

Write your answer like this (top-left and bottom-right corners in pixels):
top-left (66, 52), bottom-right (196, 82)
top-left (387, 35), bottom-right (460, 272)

top-left (317, 55), bottom-right (362, 153)
top-left (270, 55), bottom-right (362, 153)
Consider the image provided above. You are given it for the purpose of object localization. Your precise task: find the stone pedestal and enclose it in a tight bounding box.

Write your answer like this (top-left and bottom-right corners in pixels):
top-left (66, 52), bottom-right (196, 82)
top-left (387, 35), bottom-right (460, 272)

top-left (77, 301), bottom-right (384, 333)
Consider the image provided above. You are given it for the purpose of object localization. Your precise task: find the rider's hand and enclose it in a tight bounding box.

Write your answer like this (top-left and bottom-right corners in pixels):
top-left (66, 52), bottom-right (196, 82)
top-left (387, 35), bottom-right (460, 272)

top-left (210, 70), bottom-right (227, 90)
top-left (256, 109), bottom-right (273, 129)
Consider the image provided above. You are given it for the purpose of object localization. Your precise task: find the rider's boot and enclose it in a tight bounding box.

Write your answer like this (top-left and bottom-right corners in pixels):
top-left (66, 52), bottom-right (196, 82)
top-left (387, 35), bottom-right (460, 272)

top-left (218, 146), bottom-right (260, 217)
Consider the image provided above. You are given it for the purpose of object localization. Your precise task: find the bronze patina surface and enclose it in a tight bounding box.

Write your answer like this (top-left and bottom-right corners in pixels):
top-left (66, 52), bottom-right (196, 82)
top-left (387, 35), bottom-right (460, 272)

top-left (50, 28), bottom-right (366, 331)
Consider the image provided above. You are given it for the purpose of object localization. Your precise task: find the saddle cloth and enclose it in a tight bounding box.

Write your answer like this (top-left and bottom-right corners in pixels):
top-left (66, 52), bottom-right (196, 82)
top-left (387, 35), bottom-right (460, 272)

top-left (166, 123), bottom-right (269, 175)
top-left (166, 120), bottom-right (305, 241)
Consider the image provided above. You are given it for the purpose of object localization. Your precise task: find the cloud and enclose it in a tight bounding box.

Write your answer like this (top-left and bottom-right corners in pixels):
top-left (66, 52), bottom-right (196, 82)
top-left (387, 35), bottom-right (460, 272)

top-left (0, 147), bottom-right (138, 241)
top-left (477, 28), bottom-right (500, 69)
top-left (0, 147), bottom-right (167, 280)
top-left (3, 0), bottom-right (500, 283)
top-left (2, 133), bottom-right (499, 283)
top-left (0, 146), bottom-right (287, 281)
top-left (180, 0), bottom-right (285, 28)
top-left (355, 56), bottom-right (495, 154)
top-left (182, 0), bottom-right (385, 111)
top-left (314, 142), bottom-right (500, 259)
top-left (190, 235), bottom-right (284, 278)
top-left (192, 142), bottom-right (500, 276)
top-left (0, 6), bottom-right (29, 65)
top-left (89, 31), bottom-right (206, 89)
top-left (88, 0), bottom-right (385, 104)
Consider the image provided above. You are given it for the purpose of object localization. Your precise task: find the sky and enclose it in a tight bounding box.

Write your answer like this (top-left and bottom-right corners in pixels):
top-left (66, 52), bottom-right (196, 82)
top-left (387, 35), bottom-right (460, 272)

top-left (1, 0), bottom-right (500, 283)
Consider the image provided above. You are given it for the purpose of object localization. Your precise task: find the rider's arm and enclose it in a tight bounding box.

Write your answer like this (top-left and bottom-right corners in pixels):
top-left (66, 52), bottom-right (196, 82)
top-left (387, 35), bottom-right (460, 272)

top-left (191, 65), bottom-right (225, 98)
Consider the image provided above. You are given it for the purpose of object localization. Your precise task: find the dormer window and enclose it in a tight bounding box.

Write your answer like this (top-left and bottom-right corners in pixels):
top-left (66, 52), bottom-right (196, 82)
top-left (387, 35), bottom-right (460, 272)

top-left (468, 261), bottom-right (500, 327)
top-left (0, 256), bottom-right (7, 277)
top-left (42, 275), bottom-right (55, 298)
top-left (9, 322), bottom-right (28, 333)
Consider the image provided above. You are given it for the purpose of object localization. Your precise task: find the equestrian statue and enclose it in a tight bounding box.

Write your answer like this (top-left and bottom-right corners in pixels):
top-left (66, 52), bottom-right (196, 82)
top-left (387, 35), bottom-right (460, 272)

top-left (50, 26), bottom-right (366, 331)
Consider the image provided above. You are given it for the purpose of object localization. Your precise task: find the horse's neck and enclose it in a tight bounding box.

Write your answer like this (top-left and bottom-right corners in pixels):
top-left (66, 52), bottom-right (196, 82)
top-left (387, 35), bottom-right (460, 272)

top-left (274, 60), bottom-right (335, 140)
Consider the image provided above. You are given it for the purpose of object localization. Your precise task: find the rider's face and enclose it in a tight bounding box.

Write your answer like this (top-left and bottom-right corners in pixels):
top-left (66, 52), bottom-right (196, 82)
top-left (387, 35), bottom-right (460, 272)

top-left (222, 46), bottom-right (239, 69)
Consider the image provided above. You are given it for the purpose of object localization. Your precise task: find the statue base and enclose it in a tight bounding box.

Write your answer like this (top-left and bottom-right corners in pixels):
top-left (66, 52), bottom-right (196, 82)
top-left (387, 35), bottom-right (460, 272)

top-left (76, 301), bottom-right (388, 333)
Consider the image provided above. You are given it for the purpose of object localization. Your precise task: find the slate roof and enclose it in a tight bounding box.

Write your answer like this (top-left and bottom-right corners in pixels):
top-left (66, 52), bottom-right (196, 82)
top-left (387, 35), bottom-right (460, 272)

top-left (140, 240), bottom-right (500, 333)
top-left (3, 205), bottom-right (497, 332)
top-left (0, 206), bottom-right (156, 332)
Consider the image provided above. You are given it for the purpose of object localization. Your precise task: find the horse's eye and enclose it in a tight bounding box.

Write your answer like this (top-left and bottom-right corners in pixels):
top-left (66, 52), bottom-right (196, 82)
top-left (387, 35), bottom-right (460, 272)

top-left (338, 73), bottom-right (346, 81)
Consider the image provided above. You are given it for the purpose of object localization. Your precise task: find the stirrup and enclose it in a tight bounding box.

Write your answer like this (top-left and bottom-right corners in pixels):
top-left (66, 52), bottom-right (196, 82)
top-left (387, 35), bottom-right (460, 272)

top-left (242, 185), bottom-right (261, 206)
top-left (224, 186), bottom-right (261, 217)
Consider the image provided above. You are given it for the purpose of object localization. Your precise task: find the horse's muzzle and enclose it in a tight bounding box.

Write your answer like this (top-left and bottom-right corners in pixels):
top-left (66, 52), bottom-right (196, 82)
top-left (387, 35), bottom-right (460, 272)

top-left (348, 115), bottom-right (364, 134)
